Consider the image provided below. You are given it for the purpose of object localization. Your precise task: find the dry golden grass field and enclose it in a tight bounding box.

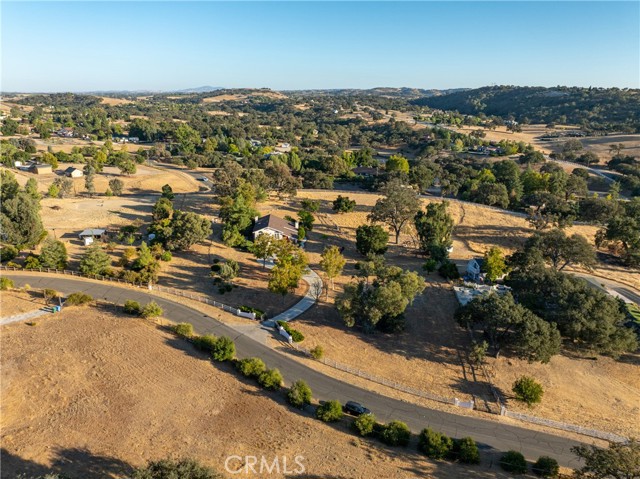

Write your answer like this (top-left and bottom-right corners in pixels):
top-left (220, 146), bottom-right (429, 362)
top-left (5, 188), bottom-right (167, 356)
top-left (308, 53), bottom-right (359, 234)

top-left (1, 294), bottom-right (523, 479)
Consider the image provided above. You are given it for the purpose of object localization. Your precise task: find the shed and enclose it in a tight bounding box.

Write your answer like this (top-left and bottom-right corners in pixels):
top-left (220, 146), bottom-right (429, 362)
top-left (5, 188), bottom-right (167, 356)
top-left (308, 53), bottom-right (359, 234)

top-left (29, 163), bottom-right (53, 175)
top-left (466, 258), bottom-right (485, 282)
top-left (79, 229), bottom-right (106, 246)
top-left (64, 167), bottom-right (83, 178)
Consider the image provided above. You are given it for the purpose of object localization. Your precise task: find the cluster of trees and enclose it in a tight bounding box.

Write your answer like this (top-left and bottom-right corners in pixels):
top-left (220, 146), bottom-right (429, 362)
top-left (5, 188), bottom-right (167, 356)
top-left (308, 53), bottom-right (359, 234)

top-left (458, 228), bottom-right (637, 361)
top-left (337, 257), bottom-right (424, 333)
top-left (149, 188), bottom-right (212, 251)
top-left (1, 170), bottom-right (45, 252)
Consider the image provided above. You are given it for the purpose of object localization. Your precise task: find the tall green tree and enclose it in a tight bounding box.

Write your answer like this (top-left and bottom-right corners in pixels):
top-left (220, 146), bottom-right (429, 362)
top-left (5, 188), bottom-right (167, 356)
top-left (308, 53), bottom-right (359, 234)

top-left (79, 244), bottom-right (111, 275)
top-left (251, 233), bottom-right (275, 268)
top-left (414, 201), bottom-right (454, 261)
top-left (572, 439), bottom-right (640, 479)
top-left (320, 245), bottom-right (346, 290)
top-left (1, 191), bottom-right (44, 249)
top-left (482, 247), bottom-right (508, 282)
top-left (108, 178), bottom-right (124, 196)
top-left (456, 292), bottom-right (561, 362)
top-left (355, 224), bottom-right (389, 257)
top-left (164, 210), bottom-right (212, 251)
top-left (39, 238), bottom-right (68, 269)
top-left (267, 239), bottom-right (308, 299)
top-left (520, 229), bottom-right (596, 271)
top-left (369, 179), bottom-right (421, 244)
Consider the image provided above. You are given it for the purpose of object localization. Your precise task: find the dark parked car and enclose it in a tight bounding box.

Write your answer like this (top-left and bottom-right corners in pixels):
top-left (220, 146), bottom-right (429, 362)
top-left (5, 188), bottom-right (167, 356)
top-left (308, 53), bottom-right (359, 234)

top-left (343, 401), bottom-right (371, 416)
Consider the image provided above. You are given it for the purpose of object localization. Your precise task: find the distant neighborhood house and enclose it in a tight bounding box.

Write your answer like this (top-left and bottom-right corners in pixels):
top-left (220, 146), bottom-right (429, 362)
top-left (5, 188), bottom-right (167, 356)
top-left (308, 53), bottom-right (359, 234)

top-left (252, 214), bottom-right (299, 242)
top-left (64, 167), bottom-right (83, 178)
top-left (57, 127), bottom-right (74, 138)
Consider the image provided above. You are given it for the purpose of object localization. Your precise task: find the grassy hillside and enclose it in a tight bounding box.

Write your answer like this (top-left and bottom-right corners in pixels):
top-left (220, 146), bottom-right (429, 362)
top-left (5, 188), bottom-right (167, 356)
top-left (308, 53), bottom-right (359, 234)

top-left (412, 86), bottom-right (640, 132)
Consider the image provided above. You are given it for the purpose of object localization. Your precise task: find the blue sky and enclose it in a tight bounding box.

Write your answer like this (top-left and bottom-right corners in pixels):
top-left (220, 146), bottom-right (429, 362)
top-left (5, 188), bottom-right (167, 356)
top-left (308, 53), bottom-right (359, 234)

top-left (2, 1), bottom-right (639, 92)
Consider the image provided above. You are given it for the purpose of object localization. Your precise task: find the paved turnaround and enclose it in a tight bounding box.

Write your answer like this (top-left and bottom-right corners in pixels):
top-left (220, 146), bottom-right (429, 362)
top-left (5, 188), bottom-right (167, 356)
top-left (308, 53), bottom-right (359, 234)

top-left (3, 273), bottom-right (592, 468)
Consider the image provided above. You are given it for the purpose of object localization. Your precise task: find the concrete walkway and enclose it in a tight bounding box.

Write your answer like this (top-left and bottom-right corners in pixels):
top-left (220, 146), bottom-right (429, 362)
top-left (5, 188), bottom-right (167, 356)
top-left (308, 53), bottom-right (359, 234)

top-left (1, 308), bottom-right (51, 326)
top-left (255, 259), bottom-right (323, 327)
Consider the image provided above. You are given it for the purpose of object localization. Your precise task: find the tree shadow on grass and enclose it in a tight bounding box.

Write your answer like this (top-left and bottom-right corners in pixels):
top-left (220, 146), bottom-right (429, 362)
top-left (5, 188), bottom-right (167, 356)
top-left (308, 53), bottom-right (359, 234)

top-left (1, 447), bottom-right (133, 479)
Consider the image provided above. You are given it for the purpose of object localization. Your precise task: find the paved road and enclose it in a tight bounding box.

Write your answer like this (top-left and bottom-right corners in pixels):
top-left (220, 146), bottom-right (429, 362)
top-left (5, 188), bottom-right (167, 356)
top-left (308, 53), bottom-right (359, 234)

top-left (3, 273), bottom-right (592, 468)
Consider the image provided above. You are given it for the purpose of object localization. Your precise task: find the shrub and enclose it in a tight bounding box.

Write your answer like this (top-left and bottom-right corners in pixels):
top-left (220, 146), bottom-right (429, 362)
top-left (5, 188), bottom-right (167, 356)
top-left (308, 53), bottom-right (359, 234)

top-left (353, 413), bottom-right (376, 437)
top-left (287, 380), bottom-right (312, 408)
top-left (0, 277), bottom-right (14, 290)
top-left (422, 258), bottom-right (438, 273)
top-left (277, 320), bottom-right (305, 342)
top-left (1, 244), bottom-right (18, 262)
top-left (24, 255), bottom-right (41, 269)
top-left (453, 437), bottom-right (480, 464)
top-left (380, 420), bottom-right (411, 447)
top-left (438, 260), bottom-right (460, 280)
top-left (315, 400), bottom-right (343, 422)
top-left (141, 301), bottom-right (163, 319)
top-left (258, 368), bottom-right (283, 390)
top-left (237, 357), bottom-right (266, 378)
top-left (500, 450), bottom-right (527, 474)
top-left (512, 376), bottom-right (544, 406)
top-left (131, 458), bottom-right (219, 479)
top-left (160, 251), bottom-right (172, 262)
top-left (194, 334), bottom-right (218, 352)
top-left (43, 288), bottom-right (59, 302)
top-left (469, 340), bottom-right (488, 365)
top-left (418, 428), bottom-right (453, 459)
top-left (210, 336), bottom-right (235, 361)
top-left (310, 345), bottom-right (324, 360)
top-left (5, 261), bottom-right (21, 269)
top-left (532, 456), bottom-right (559, 478)
top-left (64, 292), bottom-right (93, 306)
top-left (239, 305), bottom-right (266, 319)
top-left (173, 322), bottom-right (194, 338)
top-left (124, 300), bottom-right (142, 315)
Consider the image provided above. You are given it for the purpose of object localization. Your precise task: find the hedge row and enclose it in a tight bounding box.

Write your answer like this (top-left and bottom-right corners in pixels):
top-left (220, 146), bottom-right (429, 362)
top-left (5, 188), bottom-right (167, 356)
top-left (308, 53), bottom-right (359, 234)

top-left (500, 451), bottom-right (560, 478)
top-left (123, 299), bottom-right (163, 319)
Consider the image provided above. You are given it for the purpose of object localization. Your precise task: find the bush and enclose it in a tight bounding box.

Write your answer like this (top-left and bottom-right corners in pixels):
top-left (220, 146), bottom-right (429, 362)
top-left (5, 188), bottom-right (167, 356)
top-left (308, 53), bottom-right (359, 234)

top-left (237, 357), bottom-right (266, 378)
top-left (315, 400), bottom-right (343, 422)
top-left (512, 376), bottom-right (544, 406)
top-left (173, 322), bottom-right (194, 338)
top-left (258, 368), bottom-right (283, 390)
top-left (123, 300), bottom-right (142, 315)
top-left (453, 437), bottom-right (480, 464)
top-left (64, 292), bottom-right (93, 306)
top-left (438, 260), bottom-right (460, 280)
top-left (24, 255), bottom-right (41, 269)
top-left (418, 428), bottom-right (453, 459)
top-left (5, 261), bottom-right (21, 269)
top-left (194, 334), bottom-right (218, 352)
top-left (132, 457), bottom-right (219, 479)
top-left (43, 288), bottom-right (59, 302)
top-left (141, 301), bottom-right (163, 319)
top-left (210, 336), bottom-right (235, 361)
top-left (500, 450), bottom-right (527, 474)
top-left (353, 413), bottom-right (376, 437)
top-left (422, 258), bottom-right (438, 273)
top-left (160, 251), bottom-right (172, 262)
top-left (287, 380), bottom-right (312, 408)
top-left (1, 244), bottom-right (18, 262)
top-left (380, 420), bottom-right (411, 447)
top-left (310, 345), bottom-right (324, 360)
top-left (239, 305), bottom-right (266, 319)
top-left (0, 277), bottom-right (14, 290)
top-left (277, 320), bottom-right (305, 342)
top-left (532, 456), bottom-right (559, 478)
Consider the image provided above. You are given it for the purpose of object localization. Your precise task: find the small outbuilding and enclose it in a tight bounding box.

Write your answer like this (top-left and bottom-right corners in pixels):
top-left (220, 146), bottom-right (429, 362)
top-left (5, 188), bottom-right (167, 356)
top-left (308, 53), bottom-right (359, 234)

top-left (64, 167), bottom-right (84, 178)
top-left (78, 228), bottom-right (106, 246)
top-left (466, 258), bottom-right (485, 282)
top-left (28, 163), bottom-right (53, 175)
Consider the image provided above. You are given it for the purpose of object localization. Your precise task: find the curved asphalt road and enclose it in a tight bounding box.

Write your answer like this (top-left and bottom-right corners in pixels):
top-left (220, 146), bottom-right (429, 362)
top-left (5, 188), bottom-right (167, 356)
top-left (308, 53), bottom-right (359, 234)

top-left (3, 273), bottom-right (592, 468)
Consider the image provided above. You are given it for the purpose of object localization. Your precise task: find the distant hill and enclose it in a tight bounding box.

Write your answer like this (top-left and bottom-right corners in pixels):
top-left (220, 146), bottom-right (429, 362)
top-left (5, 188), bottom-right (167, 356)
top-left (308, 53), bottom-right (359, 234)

top-left (287, 87), bottom-right (466, 99)
top-left (411, 86), bottom-right (640, 131)
top-left (176, 86), bottom-right (224, 93)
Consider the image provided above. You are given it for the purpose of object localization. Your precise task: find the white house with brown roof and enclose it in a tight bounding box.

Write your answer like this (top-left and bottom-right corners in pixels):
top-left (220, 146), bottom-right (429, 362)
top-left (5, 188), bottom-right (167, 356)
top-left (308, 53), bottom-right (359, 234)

top-left (252, 214), bottom-right (298, 242)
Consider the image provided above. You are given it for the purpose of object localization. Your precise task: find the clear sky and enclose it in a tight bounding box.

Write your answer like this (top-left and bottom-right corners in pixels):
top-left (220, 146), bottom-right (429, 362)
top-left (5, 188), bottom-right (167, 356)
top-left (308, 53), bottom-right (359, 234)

top-left (2, 1), bottom-right (639, 92)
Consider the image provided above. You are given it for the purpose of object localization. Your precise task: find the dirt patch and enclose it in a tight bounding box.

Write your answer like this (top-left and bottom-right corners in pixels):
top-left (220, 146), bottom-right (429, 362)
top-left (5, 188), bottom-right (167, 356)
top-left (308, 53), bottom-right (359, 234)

top-left (0, 290), bottom-right (47, 317)
top-left (1, 308), bottom-right (517, 479)
top-left (98, 97), bottom-right (134, 106)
